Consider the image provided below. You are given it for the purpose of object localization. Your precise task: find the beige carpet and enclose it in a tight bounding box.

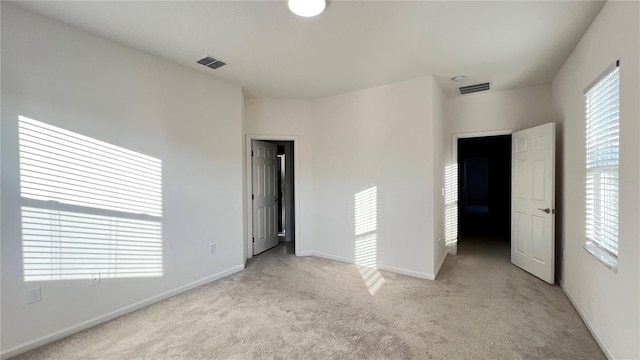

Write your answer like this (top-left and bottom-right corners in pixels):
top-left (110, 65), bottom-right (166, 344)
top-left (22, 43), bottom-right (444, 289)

top-left (13, 238), bottom-right (604, 360)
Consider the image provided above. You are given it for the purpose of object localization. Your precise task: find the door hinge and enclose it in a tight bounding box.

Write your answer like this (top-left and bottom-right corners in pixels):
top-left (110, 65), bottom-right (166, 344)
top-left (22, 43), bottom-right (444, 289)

top-left (252, 194), bottom-right (254, 200)
top-left (251, 150), bottom-right (254, 156)
top-left (252, 237), bottom-right (254, 243)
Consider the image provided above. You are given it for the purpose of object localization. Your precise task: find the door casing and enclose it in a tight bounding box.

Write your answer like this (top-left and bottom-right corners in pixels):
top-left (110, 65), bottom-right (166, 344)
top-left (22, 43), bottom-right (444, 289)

top-left (449, 129), bottom-right (514, 255)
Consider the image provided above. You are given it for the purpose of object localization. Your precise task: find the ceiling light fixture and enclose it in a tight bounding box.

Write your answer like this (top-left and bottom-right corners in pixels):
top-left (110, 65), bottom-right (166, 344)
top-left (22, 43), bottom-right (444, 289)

top-left (288, 0), bottom-right (326, 17)
top-left (450, 75), bottom-right (466, 82)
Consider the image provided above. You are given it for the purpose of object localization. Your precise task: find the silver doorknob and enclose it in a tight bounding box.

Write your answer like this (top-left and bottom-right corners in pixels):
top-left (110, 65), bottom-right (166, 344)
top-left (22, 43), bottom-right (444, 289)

top-left (538, 208), bottom-right (551, 214)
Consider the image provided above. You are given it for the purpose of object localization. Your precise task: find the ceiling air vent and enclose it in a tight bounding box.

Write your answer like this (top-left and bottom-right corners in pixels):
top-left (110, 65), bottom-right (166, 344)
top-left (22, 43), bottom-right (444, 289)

top-left (458, 82), bottom-right (491, 95)
top-left (197, 56), bottom-right (226, 70)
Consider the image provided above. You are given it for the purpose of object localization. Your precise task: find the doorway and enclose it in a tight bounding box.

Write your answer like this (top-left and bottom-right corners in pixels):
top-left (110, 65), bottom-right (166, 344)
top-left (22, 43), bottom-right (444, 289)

top-left (448, 129), bottom-right (514, 258)
top-left (246, 135), bottom-right (299, 260)
top-left (449, 124), bottom-right (556, 284)
top-left (457, 134), bottom-right (511, 260)
top-left (458, 135), bottom-right (512, 240)
top-left (274, 141), bottom-right (295, 250)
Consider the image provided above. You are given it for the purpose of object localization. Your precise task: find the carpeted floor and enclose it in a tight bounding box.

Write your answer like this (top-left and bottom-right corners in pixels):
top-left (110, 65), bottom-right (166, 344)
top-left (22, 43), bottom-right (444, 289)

top-left (13, 237), bottom-right (604, 359)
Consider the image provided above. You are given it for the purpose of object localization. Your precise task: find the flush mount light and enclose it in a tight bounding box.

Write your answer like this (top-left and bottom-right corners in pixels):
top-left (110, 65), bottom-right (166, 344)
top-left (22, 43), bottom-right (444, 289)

top-left (288, 0), bottom-right (326, 17)
top-left (450, 75), bottom-right (466, 82)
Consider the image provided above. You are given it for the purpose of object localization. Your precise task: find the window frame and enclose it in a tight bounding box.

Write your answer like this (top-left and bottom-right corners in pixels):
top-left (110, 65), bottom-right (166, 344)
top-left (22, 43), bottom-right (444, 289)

top-left (582, 60), bottom-right (620, 272)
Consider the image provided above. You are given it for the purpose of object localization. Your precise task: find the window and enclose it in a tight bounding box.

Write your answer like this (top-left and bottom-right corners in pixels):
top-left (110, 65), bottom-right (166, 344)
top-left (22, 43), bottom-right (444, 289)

top-left (583, 61), bottom-right (619, 271)
top-left (18, 116), bottom-right (163, 281)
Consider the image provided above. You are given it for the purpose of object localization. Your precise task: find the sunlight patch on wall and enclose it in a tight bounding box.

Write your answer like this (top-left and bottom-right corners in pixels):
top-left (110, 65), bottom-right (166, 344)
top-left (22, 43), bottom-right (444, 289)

top-left (354, 186), bottom-right (384, 295)
top-left (444, 164), bottom-right (458, 246)
top-left (21, 207), bottom-right (163, 281)
top-left (18, 116), bottom-right (163, 281)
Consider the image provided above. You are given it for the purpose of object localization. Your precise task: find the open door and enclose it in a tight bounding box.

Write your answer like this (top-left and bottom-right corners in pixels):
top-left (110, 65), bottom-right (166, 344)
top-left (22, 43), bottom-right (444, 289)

top-left (511, 123), bottom-right (555, 284)
top-left (252, 140), bottom-right (279, 255)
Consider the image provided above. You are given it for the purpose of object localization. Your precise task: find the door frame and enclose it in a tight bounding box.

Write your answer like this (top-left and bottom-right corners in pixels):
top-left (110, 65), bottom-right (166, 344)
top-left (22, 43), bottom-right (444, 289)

top-left (245, 134), bottom-right (300, 259)
top-left (449, 128), bottom-right (515, 255)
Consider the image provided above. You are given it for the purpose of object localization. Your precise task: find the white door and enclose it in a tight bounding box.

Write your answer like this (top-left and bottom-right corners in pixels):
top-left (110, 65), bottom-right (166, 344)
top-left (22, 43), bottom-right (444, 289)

top-left (252, 140), bottom-right (279, 255)
top-left (511, 123), bottom-right (555, 284)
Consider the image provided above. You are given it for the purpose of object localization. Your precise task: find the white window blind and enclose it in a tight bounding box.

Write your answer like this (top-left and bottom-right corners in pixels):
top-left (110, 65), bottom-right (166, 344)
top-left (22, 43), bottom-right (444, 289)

top-left (584, 62), bottom-right (619, 259)
top-left (18, 116), bottom-right (163, 281)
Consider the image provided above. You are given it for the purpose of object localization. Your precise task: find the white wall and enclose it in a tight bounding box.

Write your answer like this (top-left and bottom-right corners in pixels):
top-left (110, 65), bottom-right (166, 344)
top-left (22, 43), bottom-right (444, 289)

top-left (432, 82), bottom-right (447, 276)
top-left (1, 4), bottom-right (244, 356)
top-left (551, 1), bottom-right (639, 358)
top-left (444, 85), bottom-right (557, 182)
top-left (311, 76), bottom-right (436, 278)
top-left (243, 98), bottom-right (314, 256)
top-left (445, 84), bottom-right (556, 136)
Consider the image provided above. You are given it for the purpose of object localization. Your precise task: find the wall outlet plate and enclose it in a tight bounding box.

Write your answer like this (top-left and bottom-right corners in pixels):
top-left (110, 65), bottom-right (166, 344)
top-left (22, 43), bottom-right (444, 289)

top-left (28, 287), bottom-right (41, 303)
top-left (90, 273), bottom-right (100, 286)
top-left (210, 243), bottom-right (217, 254)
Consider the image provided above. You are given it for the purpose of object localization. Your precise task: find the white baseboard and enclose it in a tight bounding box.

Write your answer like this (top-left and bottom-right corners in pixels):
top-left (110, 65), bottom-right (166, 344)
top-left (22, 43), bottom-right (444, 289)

top-left (312, 251), bottom-right (353, 264)
top-left (296, 250), bottom-right (313, 256)
top-left (312, 251), bottom-right (435, 280)
top-left (434, 250), bottom-right (449, 279)
top-left (1, 264), bottom-right (245, 360)
top-left (561, 282), bottom-right (613, 360)
top-left (377, 264), bottom-right (434, 280)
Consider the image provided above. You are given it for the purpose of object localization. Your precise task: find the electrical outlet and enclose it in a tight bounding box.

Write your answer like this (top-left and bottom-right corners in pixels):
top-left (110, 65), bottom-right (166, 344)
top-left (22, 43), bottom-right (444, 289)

top-left (90, 273), bottom-right (100, 286)
top-left (210, 243), bottom-right (217, 254)
top-left (28, 287), bottom-right (41, 304)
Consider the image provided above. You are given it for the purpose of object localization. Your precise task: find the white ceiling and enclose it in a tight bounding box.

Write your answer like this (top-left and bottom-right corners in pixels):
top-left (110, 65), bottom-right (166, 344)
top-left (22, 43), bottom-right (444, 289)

top-left (13, 1), bottom-right (605, 99)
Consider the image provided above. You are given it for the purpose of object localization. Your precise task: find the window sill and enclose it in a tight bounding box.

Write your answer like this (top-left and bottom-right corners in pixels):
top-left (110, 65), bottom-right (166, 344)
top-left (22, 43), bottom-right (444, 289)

top-left (584, 241), bottom-right (618, 272)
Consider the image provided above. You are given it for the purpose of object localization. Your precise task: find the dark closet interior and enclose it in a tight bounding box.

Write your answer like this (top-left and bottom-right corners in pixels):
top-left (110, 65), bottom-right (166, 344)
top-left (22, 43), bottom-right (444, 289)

top-left (458, 135), bottom-right (511, 238)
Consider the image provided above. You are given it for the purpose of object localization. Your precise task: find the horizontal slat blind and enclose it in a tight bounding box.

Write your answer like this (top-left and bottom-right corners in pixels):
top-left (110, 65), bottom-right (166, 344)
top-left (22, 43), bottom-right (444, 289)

top-left (18, 116), bottom-right (163, 281)
top-left (22, 207), bottom-right (162, 281)
top-left (19, 116), bottom-right (162, 217)
top-left (585, 65), bottom-right (619, 257)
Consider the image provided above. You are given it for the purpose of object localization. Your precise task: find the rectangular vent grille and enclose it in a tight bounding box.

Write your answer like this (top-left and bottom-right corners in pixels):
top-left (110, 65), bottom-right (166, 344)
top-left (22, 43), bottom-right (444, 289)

top-left (458, 82), bottom-right (491, 95)
top-left (197, 56), bottom-right (226, 70)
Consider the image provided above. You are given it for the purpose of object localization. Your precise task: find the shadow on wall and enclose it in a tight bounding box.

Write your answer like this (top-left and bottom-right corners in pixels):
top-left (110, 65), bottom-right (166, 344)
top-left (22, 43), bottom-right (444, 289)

top-left (354, 185), bottom-right (384, 295)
